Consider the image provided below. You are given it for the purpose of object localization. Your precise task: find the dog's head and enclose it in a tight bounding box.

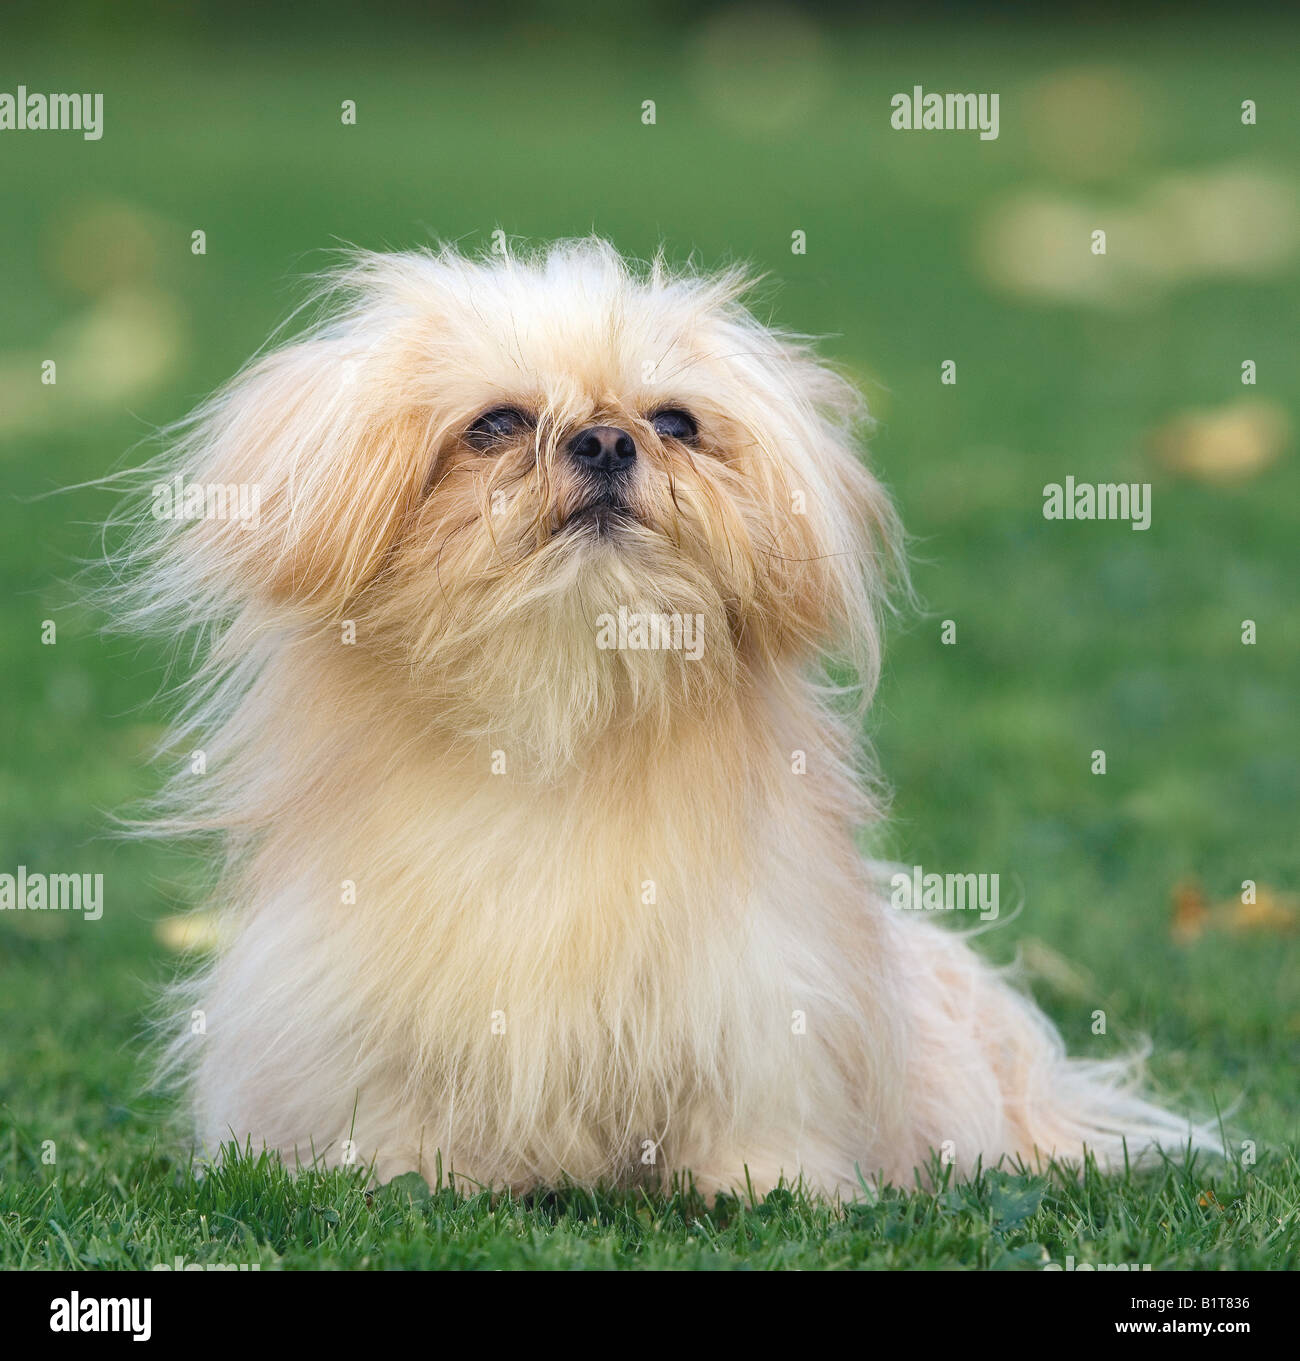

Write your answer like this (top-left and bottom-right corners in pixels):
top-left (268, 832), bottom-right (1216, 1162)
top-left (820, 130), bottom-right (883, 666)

top-left (156, 241), bottom-right (899, 765)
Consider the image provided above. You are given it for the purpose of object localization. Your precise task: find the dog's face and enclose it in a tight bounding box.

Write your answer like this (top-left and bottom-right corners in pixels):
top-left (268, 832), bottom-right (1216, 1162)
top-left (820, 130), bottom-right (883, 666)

top-left (172, 242), bottom-right (896, 763)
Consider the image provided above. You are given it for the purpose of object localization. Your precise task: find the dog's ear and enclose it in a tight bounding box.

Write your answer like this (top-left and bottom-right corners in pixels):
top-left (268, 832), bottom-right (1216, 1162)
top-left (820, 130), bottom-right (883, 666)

top-left (175, 332), bottom-right (430, 615)
top-left (732, 340), bottom-right (903, 699)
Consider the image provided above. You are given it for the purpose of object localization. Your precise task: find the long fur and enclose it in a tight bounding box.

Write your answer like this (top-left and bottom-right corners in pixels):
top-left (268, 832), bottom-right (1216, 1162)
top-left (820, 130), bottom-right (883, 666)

top-left (118, 239), bottom-right (1209, 1196)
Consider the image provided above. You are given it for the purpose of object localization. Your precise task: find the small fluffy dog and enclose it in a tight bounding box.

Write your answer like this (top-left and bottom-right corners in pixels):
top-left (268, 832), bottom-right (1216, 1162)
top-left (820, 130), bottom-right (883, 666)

top-left (127, 240), bottom-right (1202, 1197)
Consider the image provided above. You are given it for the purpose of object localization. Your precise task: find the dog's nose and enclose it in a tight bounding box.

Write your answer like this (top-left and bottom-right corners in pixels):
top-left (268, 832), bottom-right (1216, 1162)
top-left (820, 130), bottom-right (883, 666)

top-left (568, 425), bottom-right (637, 475)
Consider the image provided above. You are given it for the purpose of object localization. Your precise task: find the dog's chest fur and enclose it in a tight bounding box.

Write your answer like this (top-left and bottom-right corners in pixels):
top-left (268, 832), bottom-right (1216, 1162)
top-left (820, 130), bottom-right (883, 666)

top-left (198, 697), bottom-right (885, 1186)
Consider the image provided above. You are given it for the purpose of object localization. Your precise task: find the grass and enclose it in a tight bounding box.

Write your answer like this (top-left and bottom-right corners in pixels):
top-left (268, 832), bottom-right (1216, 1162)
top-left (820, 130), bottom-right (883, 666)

top-left (3, 1137), bottom-right (1297, 1271)
top-left (2, 15), bottom-right (1298, 1268)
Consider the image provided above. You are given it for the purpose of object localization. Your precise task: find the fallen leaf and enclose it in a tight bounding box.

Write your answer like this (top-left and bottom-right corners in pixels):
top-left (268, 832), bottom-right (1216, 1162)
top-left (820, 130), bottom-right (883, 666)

top-left (1171, 880), bottom-right (1210, 944)
top-left (1224, 885), bottom-right (1298, 935)
top-left (1171, 878), bottom-right (1296, 943)
top-left (1148, 399), bottom-right (1290, 482)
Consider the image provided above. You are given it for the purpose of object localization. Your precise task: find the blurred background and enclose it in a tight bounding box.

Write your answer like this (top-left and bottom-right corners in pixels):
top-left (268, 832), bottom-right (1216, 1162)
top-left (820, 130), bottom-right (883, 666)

top-left (2, 4), bottom-right (1297, 1167)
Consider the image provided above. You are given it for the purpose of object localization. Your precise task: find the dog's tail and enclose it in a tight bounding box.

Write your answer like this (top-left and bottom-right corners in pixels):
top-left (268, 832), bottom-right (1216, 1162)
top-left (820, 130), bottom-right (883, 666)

top-left (900, 914), bottom-right (1224, 1175)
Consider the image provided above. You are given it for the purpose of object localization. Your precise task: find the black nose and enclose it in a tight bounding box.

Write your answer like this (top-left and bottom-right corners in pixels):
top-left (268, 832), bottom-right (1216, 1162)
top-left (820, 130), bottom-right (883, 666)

top-left (568, 425), bottom-right (636, 476)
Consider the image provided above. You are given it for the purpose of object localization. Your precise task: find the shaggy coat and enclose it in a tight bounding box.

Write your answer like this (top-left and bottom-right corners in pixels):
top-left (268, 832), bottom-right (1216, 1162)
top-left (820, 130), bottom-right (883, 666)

top-left (123, 240), bottom-right (1204, 1196)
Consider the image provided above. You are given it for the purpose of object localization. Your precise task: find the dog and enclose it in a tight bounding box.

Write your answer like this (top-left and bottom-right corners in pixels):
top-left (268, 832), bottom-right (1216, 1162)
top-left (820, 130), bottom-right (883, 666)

top-left (124, 239), bottom-right (1205, 1197)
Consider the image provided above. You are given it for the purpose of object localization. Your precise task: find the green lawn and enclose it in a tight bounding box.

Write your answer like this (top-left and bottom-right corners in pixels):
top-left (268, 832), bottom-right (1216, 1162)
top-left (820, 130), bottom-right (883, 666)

top-left (2, 17), bottom-right (1298, 1269)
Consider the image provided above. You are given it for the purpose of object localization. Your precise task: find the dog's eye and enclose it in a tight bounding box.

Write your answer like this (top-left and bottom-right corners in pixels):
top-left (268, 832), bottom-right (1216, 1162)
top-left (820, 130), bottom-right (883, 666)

top-left (649, 408), bottom-right (699, 444)
top-left (466, 406), bottom-right (530, 450)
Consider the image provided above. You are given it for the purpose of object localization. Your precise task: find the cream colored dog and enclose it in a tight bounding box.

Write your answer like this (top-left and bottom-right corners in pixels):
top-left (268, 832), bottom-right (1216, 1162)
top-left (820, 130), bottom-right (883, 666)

top-left (128, 240), bottom-right (1203, 1197)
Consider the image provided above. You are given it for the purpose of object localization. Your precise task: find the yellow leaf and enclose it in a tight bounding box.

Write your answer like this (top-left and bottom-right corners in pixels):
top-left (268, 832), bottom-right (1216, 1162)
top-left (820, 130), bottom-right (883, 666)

top-left (1148, 399), bottom-right (1289, 482)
